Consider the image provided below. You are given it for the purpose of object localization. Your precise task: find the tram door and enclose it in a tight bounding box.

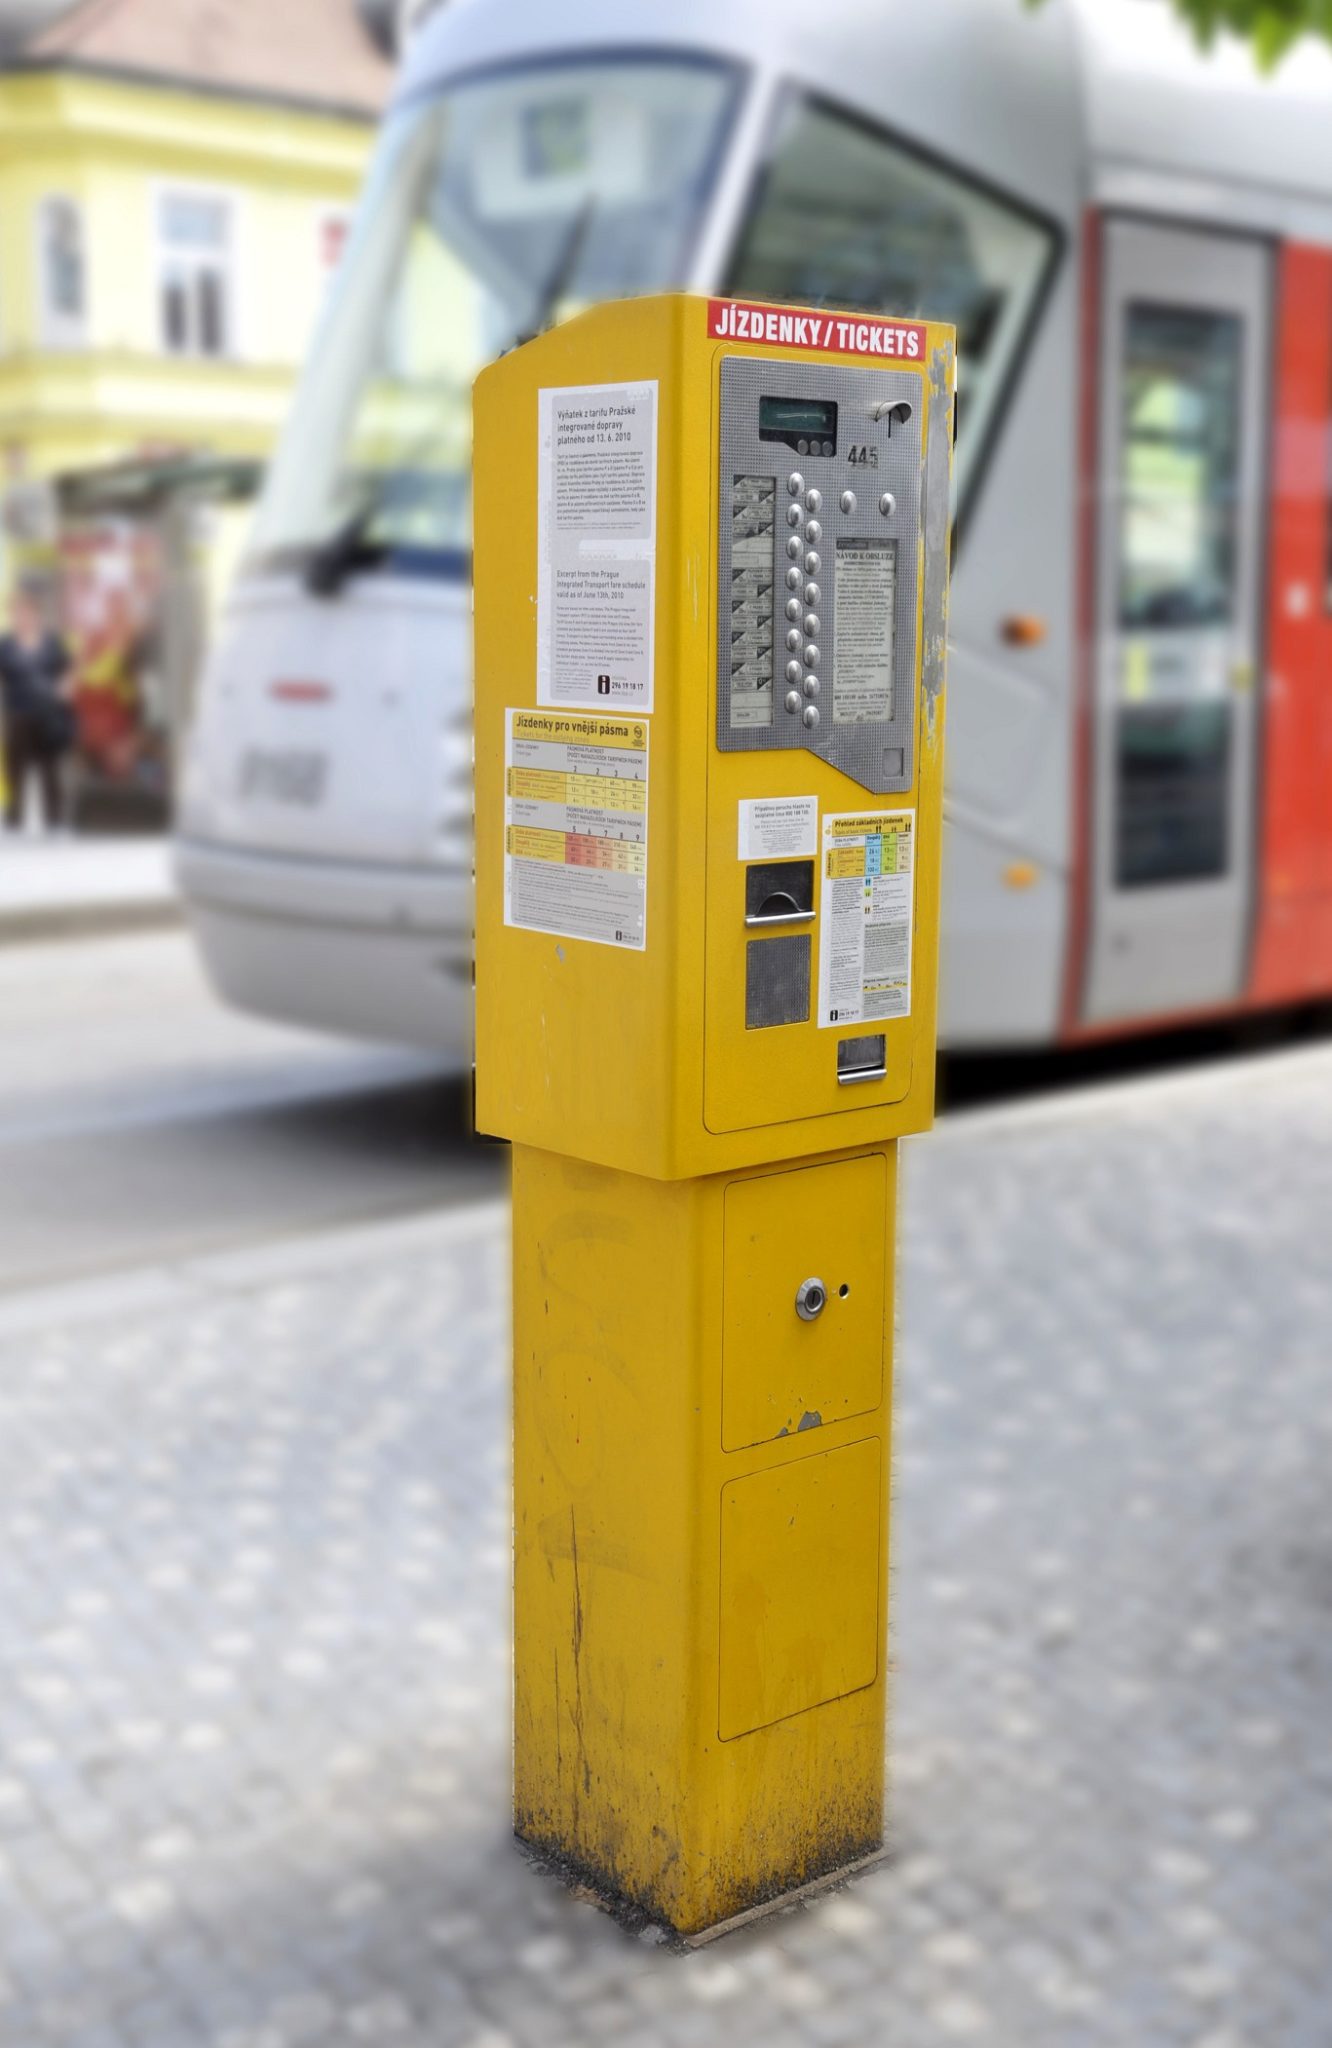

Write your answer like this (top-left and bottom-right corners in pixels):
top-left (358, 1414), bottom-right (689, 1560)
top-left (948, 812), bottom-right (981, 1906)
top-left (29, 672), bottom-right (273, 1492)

top-left (1084, 220), bottom-right (1272, 1025)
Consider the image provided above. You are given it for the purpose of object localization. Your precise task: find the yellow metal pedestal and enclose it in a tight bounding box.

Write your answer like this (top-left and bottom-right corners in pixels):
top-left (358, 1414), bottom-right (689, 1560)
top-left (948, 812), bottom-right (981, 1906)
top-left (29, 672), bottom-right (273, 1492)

top-left (512, 1140), bottom-right (896, 1937)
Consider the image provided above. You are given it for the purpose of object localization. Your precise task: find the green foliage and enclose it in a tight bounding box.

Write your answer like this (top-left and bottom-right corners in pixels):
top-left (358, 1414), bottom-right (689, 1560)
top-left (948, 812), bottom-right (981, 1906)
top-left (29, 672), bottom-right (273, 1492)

top-left (1027, 0), bottom-right (1332, 68)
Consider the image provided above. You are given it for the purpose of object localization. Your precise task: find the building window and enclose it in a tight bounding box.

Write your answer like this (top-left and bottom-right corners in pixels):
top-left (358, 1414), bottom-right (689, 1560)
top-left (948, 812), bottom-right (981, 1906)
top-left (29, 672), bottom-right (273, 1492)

top-left (158, 189), bottom-right (232, 357)
top-left (38, 195), bottom-right (86, 347)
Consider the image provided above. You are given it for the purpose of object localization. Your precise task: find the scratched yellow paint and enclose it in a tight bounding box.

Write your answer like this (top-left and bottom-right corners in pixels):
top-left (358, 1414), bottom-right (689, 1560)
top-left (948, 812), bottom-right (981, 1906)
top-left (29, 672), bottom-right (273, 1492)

top-left (473, 296), bottom-right (953, 1935)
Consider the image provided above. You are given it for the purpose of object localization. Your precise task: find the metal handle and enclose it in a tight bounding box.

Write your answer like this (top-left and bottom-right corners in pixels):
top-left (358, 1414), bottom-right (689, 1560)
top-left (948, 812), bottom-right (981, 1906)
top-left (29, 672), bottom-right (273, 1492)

top-left (745, 907), bottom-right (816, 928)
top-left (837, 1063), bottom-right (888, 1086)
top-left (746, 890), bottom-right (813, 930)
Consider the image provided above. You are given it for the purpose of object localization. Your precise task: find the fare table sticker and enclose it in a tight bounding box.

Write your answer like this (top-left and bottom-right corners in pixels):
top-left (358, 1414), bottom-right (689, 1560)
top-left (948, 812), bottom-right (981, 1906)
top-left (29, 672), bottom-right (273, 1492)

top-left (504, 708), bottom-right (648, 951)
top-left (818, 810), bottom-right (915, 1026)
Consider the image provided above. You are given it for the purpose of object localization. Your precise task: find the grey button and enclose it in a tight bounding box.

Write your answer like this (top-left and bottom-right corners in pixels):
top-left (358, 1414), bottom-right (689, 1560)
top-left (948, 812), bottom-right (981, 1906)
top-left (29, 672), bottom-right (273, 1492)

top-left (802, 703), bottom-right (820, 730)
top-left (788, 472), bottom-right (804, 496)
top-left (797, 438), bottom-right (809, 455)
top-left (786, 565), bottom-right (803, 591)
top-left (786, 627), bottom-right (803, 652)
top-left (804, 582), bottom-right (820, 607)
top-left (787, 536), bottom-right (803, 560)
top-left (822, 439), bottom-right (834, 455)
top-left (804, 645), bottom-right (820, 668)
top-left (804, 613), bottom-right (820, 638)
top-left (787, 504), bottom-right (802, 528)
top-left (802, 673), bottom-right (820, 698)
top-left (786, 658), bottom-right (803, 685)
top-left (879, 492), bottom-right (896, 516)
top-left (804, 550), bottom-right (820, 575)
top-left (805, 519), bottom-right (822, 543)
top-left (840, 489), bottom-right (857, 514)
top-left (786, 596), bottom-right (803, 622)
top-left (804, 487), bottom-right (822, 513)
top-left (785, 688), bottom-right (802, 713)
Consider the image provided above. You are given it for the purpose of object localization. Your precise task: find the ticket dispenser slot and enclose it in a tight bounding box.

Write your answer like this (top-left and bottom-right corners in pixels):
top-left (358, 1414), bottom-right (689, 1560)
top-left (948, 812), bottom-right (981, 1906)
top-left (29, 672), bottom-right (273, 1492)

top-left (837, 1034), bottom-right (888, 1085)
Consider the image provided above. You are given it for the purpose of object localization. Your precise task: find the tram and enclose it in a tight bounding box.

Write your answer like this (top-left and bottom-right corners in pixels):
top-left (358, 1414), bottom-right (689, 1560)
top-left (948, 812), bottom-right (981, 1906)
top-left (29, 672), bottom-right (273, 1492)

top-left (173, 0), bottom-right (1332, 1049)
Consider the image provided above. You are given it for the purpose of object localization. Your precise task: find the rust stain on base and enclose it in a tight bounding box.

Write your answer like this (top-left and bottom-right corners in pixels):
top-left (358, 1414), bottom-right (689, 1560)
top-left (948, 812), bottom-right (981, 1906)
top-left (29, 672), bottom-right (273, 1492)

top-left (513, 1822), bottom-right (887, 1947)
top-left (680, 1843), bottom-right (891, 1947)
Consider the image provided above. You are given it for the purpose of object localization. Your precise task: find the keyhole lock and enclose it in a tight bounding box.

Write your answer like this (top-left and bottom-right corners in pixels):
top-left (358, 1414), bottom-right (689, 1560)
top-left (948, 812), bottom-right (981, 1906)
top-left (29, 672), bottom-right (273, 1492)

top-left (795, 1277), bottom-right (827, 1322)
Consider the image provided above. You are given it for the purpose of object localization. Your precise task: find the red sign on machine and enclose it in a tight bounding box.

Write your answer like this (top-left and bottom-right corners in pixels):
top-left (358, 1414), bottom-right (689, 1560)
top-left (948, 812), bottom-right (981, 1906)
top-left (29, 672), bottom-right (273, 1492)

top-left (707, 297), bottom-right (927, 361)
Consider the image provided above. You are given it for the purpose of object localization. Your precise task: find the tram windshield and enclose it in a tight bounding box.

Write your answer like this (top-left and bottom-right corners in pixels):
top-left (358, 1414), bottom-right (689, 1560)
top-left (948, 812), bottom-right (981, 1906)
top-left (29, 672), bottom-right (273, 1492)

top-left (246, 56), bottom-right (738, 575)
top-left (246, 58), bottom-right (1058, 580)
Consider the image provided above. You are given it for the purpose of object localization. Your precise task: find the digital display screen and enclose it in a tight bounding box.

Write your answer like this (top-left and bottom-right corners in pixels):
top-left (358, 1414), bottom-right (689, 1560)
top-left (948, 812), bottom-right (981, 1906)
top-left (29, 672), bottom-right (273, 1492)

top-left (759, 396), bottom-right (838, 454)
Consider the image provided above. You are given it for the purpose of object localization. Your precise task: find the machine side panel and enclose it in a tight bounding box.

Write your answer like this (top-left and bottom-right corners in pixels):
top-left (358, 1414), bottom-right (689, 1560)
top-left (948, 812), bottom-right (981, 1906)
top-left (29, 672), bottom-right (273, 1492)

top-left (473, 298), bottom-right (707, 1178)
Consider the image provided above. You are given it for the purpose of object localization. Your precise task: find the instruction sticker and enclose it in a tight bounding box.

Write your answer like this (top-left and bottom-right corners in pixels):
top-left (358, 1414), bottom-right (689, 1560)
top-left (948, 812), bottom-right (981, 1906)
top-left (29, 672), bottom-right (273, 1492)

top-left (834, 538), bottom-right (898, 723)
top-left (738, 796), bottom-right (818, 861)
top-left (537, 380), bottom-right (657, 712)
top-left (505, 709), bottom-right (648, 950)
top-left (818, 811), bottom-right (914, 1027)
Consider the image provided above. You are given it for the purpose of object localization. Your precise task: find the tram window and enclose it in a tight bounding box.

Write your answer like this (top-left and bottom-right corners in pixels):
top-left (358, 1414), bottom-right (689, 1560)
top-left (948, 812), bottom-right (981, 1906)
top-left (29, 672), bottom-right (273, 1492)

top-left (1118, 304), bottom-right (1242, 631)
top-left (1116, 702), bottom-right (1231, 889)
top-left (725, 96), bottom-right (1057, 509)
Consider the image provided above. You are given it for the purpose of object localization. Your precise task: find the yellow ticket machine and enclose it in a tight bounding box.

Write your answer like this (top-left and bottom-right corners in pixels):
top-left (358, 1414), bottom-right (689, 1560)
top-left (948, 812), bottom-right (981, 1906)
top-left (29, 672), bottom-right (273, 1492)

top-left (473, 293), bottom-right (954, 1938)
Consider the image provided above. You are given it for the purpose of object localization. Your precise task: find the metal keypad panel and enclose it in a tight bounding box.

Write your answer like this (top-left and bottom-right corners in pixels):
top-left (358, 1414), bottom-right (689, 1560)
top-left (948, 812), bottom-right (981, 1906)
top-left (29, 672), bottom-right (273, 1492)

top-left (717, 354), bottom-right (924, 794)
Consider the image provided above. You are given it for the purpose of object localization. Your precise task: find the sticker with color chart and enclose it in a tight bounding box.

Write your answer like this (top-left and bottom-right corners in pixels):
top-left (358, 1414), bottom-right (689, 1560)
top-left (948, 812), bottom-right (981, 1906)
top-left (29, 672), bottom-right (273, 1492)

top-left (817, 810), bottom-right (914, 1026)
top-left (504, 708), bottom-right (648, 950)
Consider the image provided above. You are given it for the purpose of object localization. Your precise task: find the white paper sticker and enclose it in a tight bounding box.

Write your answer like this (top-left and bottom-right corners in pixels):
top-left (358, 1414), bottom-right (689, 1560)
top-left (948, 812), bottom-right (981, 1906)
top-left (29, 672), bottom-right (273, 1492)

top-left (536, 380), bottom-right (657, 712)
top-left (833, 538), bottom-right (897, 723)
top-left (737, 796), bottom-right (819, 861)
top-left (818, 810), bottom-right (915, 1027)
top-left (504, 708), bottom-right (648, 950)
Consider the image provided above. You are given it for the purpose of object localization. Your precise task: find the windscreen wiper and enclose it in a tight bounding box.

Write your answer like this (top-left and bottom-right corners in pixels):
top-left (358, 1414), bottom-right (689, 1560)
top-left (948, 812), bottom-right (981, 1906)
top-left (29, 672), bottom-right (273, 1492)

top-left (513, 196), bottom-right (596, 349)
top-left (304, 496), bottom-right (388, 598)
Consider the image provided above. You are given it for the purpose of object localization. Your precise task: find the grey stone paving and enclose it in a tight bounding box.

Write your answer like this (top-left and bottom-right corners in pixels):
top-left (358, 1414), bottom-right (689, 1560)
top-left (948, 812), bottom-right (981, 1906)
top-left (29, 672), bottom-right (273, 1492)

top-left (1, 1045), bottom-right (1331, 2047)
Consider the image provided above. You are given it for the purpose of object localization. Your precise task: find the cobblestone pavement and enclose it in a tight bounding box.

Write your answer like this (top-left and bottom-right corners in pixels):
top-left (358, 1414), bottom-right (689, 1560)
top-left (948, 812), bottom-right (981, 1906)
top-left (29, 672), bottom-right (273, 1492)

top-left (1, 1045), bottom-right (1331, 2048)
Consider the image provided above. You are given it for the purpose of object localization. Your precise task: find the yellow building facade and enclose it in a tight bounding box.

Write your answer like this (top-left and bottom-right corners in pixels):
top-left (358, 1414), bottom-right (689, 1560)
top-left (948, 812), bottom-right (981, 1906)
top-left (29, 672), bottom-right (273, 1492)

top-left (0, 1), bottom-right (387, 814)
top-left (0, 16), bottom-right (385, 549)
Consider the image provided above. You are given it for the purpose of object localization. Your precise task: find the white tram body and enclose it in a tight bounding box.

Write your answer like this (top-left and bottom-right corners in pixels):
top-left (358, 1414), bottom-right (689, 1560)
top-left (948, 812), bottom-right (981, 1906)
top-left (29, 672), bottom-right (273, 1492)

top-left (174, 0), bottom-right (1332, 1050)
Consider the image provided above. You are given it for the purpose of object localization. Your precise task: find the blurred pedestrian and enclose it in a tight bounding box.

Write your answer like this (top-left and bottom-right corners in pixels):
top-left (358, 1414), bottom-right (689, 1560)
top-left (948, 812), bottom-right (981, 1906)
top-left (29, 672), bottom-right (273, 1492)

top-left (0, 586), bottom-right (75, 831)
